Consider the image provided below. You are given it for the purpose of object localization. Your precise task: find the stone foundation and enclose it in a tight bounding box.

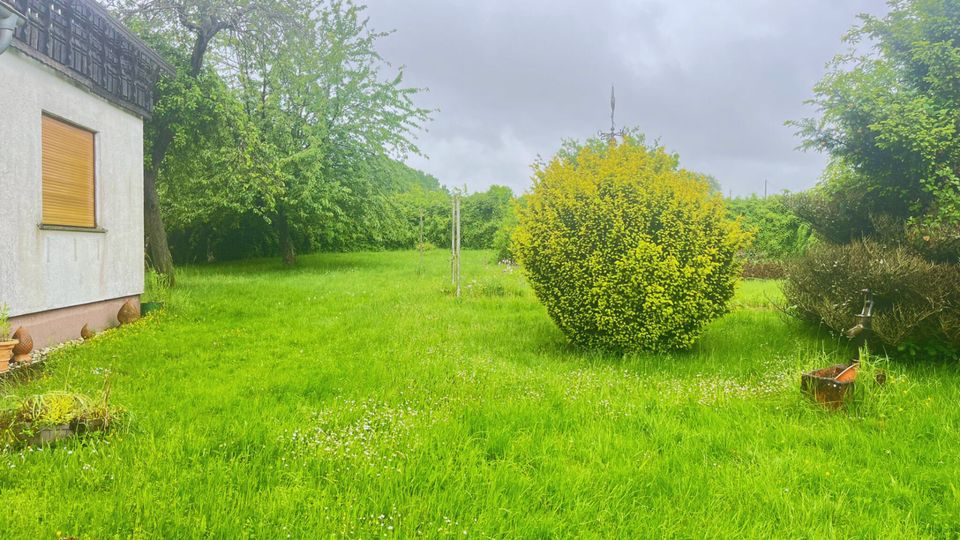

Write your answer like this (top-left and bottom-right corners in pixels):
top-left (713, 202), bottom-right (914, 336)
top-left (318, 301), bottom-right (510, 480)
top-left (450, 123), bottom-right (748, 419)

top-left (8, 296), bottom-right (139, 349)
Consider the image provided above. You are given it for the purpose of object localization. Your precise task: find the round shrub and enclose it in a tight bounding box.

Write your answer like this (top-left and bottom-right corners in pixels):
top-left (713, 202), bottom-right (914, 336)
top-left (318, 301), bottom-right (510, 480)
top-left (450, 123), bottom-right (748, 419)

top-left (512, 139), bottom-right (749, 351)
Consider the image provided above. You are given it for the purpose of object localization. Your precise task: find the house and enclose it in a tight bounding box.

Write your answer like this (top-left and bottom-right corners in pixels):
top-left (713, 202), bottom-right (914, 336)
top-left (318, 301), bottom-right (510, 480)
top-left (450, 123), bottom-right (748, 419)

top-left (0, 0), bottom-right (172, 348)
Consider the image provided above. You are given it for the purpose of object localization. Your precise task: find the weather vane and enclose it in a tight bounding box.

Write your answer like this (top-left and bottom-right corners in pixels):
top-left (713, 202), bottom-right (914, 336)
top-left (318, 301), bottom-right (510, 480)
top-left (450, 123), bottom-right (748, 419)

top-left (598, 85), bottom-right (627, 142)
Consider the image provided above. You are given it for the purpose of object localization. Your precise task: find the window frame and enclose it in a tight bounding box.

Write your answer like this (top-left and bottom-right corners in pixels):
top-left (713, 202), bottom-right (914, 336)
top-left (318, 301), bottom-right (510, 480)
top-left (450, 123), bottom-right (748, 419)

top-left (39, 112), bottom-right (100, 231)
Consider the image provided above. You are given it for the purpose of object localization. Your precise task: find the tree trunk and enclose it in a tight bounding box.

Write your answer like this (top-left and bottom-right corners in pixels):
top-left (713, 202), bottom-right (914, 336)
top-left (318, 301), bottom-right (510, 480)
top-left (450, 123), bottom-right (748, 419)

top-left (142, 21), bottom-right (221, 285)
top-left (277, 207), bottom-right (297, 266)
top-left (190, 27), bottom-right (214, 77)
top-left (144, 166), bottom-right (176, 286)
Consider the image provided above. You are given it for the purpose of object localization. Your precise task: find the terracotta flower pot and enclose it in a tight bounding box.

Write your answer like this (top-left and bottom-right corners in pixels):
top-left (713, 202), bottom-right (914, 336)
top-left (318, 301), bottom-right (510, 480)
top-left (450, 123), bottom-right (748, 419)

top-left (0, 339), bottom-right (20, 373)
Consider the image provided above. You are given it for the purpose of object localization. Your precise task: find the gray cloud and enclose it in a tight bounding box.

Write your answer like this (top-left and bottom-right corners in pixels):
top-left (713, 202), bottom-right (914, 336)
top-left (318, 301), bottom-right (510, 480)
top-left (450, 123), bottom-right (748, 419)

top-left (363, 0), bottom-right (889, 196)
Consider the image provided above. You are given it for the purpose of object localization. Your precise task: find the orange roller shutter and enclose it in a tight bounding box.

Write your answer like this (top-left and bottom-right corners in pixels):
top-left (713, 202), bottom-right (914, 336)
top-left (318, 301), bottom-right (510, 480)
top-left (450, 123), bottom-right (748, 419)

top-left (42, 115), bottom-right (96, 228)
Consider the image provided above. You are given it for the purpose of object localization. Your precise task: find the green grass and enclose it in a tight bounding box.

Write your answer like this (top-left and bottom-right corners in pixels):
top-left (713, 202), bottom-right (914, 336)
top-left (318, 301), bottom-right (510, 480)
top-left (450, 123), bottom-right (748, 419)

top-left (2, 249), bottom-right (960, 538)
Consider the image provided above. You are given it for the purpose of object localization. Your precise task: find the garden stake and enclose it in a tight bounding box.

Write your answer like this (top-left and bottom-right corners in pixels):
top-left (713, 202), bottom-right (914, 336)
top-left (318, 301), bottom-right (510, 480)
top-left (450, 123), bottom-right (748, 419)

top-left (451, 191), bottom-right (462, 297)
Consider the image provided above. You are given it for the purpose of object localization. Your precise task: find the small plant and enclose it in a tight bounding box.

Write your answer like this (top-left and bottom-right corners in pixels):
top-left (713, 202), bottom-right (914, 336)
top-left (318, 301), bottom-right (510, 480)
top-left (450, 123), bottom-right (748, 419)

top-left (0, 303), bottom-right (11, 341)
top-left (464, 277), bottom-right (511, 298)
top-left (0, 382), bottom-right (124, 446)
top-left (143, 269), bottom-right (171, 305)
top-left (22, 392), bottom-right (85, 427)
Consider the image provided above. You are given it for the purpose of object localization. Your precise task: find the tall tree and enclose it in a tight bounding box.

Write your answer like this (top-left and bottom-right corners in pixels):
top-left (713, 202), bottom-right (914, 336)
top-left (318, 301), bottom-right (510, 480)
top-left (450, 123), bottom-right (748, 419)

top-left (227, 0), bottom-right (431, 264)
top-left (110, 0), bottom-right (284, 282)
top-left (793, 0), bottom-right (960, 249)
top-left (115, 0), bottom-right (431, 266)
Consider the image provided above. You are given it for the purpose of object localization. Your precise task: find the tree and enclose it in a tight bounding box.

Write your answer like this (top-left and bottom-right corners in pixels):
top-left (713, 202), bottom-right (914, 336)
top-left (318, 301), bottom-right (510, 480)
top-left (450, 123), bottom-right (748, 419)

top-left (114, 0), bottom-right (431, 266)
top-left (225, 0), bottom-right (430, 264)
top-left (793, 0), bottom-right (960, 249)
top-left (110, 0), bottom-right (286, 283)
top-left (726, 194), bottom-right (813, 261)
top-left (460, 185), bottom-right (513, 249)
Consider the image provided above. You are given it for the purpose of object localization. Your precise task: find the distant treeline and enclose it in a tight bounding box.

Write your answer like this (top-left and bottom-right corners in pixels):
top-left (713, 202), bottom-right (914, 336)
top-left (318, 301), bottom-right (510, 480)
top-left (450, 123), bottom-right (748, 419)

top-left (113, 0), bottom-right (519, 268)
top-left (167, 161), bottom-right (516, 263)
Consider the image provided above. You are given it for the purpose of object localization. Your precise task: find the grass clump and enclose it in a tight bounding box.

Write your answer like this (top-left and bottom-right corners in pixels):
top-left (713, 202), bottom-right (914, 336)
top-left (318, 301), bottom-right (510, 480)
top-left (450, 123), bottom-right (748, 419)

top-left (143, 269), bottom-right (172, 305)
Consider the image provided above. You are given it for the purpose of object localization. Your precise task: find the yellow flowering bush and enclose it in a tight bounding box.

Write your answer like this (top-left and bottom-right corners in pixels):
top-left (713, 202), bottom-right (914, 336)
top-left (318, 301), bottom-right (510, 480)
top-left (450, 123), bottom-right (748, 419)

top-left (513, 138), bottom-right (749, 351)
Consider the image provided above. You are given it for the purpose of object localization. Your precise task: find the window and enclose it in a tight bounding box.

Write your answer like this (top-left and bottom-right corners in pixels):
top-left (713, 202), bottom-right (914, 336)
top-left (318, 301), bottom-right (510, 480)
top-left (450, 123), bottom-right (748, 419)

top-left (42, 114), bottom-right (96, 228)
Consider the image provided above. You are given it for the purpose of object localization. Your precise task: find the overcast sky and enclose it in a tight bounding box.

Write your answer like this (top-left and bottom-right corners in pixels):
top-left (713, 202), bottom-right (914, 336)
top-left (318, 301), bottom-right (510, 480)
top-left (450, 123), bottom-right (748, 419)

top-left (362, 0), bottom-right (890, 197)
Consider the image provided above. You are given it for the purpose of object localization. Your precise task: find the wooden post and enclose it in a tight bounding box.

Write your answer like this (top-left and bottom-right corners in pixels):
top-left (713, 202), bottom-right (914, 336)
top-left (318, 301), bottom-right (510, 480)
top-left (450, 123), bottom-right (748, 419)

top-left (455, 194), bottom-right (461, 298)
top-left (451, 195), bottom-right (456, 286)
top-left (418, 208), bottom-right (424, 273)
top-left (451, 192), bottom-right (461, 297)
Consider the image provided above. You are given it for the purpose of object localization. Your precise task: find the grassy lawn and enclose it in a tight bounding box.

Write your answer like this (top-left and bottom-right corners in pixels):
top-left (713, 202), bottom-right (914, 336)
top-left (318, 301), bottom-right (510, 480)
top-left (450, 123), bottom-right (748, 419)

top-left (2, 249), bottom-right (960, 538)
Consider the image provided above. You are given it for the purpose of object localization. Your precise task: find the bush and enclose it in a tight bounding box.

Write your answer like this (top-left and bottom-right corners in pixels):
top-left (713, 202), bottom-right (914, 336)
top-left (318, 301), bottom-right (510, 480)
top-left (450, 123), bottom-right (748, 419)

top-left (513, 138), bottom-right (749, 351)
top-left (906, 220), bottom-right (960, 265)
top-left (742, 259), bottom-right (786, 280)
top-left (783, 240), bottom-right (960, 355)
top-left (491, 197), bottom-right (522, 262)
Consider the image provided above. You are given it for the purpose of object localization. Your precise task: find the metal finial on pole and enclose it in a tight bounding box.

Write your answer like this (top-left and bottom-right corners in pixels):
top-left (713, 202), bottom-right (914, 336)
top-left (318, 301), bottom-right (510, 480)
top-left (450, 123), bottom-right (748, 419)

top-left (599, 84), bottom-right (627, 142)
top-left (610, 85), bottom-right (616, 135)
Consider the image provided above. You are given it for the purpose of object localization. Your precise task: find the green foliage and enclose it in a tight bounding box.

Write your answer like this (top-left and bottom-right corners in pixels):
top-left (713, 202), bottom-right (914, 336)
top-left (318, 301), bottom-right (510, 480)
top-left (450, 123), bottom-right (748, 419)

top-left (120, 0), bottom-right (432, 264)
top-left (0, 304), bottom-right (10, 341)
top-left (783, 239), bottom-right (960, 357)
top-left (151, 70), bottom-right (279, 240)
top-left (388, 186), bottom-right (454, 249)
top-left (119, 0), bottom-right (515, 262)
top-left (514, 137), bottom-right (749, 351)
top-left (459, 185), bottom-right (514, 249)
top-left (144, 270), bottom-right (172, 305)
top-left (492, 196), bottom-right (523, 262)
top-left (793, 0), bottom-right (960, 241)
top-left (378, 184), bottom-right (517, 253)
top-left (0, 386), bottom-right (124, 446)
top-left (726, 194), bottom-right (813, 261)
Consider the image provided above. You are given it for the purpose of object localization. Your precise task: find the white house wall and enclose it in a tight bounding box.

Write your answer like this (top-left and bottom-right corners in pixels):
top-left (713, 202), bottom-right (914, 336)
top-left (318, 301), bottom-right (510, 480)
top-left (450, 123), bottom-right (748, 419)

top-left (0, 48), bottom-right (144, 318)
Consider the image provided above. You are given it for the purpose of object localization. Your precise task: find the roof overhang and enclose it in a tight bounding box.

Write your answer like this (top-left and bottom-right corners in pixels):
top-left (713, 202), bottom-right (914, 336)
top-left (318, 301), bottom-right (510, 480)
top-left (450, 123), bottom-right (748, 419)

top-left (7, 0), bottom-right (174, 118)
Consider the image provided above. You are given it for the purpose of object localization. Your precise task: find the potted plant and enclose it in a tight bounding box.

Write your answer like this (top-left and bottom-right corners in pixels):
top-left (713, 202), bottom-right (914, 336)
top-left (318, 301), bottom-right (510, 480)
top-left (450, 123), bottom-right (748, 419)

top-left (141, 269), bottom-right (170, 316)
top-left (0, 385), bottom-right (123, 447)
top-left (19, 393), bottom-right (76, 445)
top-left (0, 304), bottom-right (19, 373)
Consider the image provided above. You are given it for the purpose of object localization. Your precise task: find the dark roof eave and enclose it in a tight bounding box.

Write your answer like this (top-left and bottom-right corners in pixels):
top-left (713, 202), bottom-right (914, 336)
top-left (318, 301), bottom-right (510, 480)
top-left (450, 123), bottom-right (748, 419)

top-left (0, 0), bottom-right (26, 21)
top-left (10, 42), bottom-right (157, 119)
top-left (82, 0), bottom-right (174, 76)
